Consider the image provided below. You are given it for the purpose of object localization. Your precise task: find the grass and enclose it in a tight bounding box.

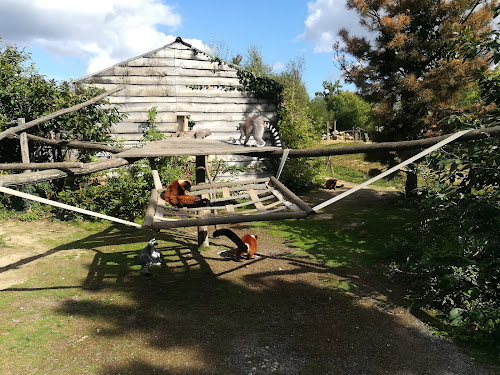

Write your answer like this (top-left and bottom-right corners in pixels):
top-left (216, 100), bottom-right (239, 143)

top-left (250, 196), bottom-right (415, 268)
top-left (314, 140), bottom-right (406, 189)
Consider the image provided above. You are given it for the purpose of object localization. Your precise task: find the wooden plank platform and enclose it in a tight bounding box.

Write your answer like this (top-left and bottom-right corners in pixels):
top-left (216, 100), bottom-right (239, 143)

top-left (114, 137), bottom-right (280, 158)
top-left (141, 177), bottom-right (315, 230)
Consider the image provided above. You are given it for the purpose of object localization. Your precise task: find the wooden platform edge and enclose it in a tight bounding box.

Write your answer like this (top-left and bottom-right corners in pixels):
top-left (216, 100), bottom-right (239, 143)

top-left (150, 210), bottom-right (308, 229)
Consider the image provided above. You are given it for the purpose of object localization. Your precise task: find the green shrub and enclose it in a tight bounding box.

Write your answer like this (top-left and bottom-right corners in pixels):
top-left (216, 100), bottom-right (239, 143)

top-left (389, 136), bottom-right (500, 354)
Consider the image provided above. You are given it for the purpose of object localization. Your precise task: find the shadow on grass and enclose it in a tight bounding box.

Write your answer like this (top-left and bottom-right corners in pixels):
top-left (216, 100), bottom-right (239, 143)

top-left (1, 217), bottom-right (491, 374)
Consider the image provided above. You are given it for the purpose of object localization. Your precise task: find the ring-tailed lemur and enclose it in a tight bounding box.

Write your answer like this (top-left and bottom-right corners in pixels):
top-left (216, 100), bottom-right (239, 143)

top-left (267, 122), bottom-right (282, 148)
top-left (237, 118), bottom-right (283, 148)
top-left (139, 238), bottom-right (161, 275)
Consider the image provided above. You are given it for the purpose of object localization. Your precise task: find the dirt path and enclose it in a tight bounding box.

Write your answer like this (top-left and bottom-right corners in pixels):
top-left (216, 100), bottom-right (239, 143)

top-left (0, 185), bottom-right (495, 374)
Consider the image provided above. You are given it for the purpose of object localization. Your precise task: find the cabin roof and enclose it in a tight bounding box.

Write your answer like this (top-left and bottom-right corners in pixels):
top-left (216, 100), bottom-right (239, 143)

top-left (74, 36), bottom-right (234, 84)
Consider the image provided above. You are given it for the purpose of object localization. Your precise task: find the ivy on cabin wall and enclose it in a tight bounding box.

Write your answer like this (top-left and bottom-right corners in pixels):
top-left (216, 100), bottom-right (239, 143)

top-left (185, 49), bottom-right (283, 107)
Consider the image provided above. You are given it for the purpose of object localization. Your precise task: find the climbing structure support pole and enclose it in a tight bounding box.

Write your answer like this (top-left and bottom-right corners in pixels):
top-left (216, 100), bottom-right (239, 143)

top-left (0, 185), bottom-right (142, 228)
top-left (148, 158), bottom-right (162, 191)
top-left (195, 155), bottom-right (209, 247)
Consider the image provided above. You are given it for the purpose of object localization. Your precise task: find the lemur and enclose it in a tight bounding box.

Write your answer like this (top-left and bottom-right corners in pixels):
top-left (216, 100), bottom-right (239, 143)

top-left (160, 180), bottom-right (210, 208)
top-left (213, 228), bottom-right (258, 260)
top-left (160, 180), bottom-right (237, 208)
top-left (325, 178), bottom-right (344, 190)
top-left (139, 238), bottom-right (161, 275)
top-left (238, 118), bottom-right (282, 148)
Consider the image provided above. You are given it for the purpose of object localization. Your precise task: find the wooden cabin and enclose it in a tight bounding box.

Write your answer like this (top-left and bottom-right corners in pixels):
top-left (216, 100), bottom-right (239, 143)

top-left (74, 37), bottom-right (278, 152)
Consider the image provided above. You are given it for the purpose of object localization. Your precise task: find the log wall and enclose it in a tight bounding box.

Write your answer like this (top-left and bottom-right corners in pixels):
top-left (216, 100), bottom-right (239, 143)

top-left (76, 41), bottom-right (278, 148)
top-left (76, 40), bottom-right (279, 179)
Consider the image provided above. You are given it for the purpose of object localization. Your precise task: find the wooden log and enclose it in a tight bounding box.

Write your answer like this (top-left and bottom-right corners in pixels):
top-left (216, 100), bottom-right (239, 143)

top-left (142, 189), bottom-right (159, 229)
top-left (16, 133), bottom-right (124, 153)
top-left (19, 126), bottom-right (30, 174)
top-left (260, 126), bottom-right (500, 158)
top-left (269, 176), bottom-right (315, 215)
top-left (0, 185), bottom-right (142, 228)
top-left (151, 211), bottom-right (308, 230)
top-left (0, 162), bottom-right (84, 170)
top-left (0, 158), bottom-right (129, 186)
top-left (148, 158), bottom-right (162, 190)
top-left (0, 86), bottom-right (125, 141)
top-left (195, 155), bottom-right (209, 247)
top-left (0, 169), bottom-right (69, 186)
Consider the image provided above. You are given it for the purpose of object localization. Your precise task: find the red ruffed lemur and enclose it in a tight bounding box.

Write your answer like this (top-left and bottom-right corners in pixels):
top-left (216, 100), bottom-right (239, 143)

top-left (160, 180), bottom-right (210, 208)
top-left (160, 180), bottom-right (236, 208)
top-left (213, 228), bottom-right (258, 260)
top-left (325, 178), bottom-right (344, 190)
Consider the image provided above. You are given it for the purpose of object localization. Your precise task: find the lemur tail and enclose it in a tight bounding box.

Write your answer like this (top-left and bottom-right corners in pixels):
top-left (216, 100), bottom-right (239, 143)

top-left (213, 229), bottom-right (248, 253)
top-left (267, 123), bottom-right (282, 148)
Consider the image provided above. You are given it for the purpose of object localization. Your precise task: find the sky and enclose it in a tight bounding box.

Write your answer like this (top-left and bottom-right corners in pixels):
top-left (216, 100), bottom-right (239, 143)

top-left (0, 0), bottom-right (367, 97)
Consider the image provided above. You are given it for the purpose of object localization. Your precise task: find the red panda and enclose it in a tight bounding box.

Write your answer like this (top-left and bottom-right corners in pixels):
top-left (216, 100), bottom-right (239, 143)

top-left (160, 180), bottom-right (209, 208)
top-left (325, 178), bottom-right (344, 190)
top-left (213, 228), bottom-right (258, 260)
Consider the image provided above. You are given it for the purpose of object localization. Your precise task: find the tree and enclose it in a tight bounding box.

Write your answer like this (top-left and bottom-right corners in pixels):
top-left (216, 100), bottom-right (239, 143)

top-left (387, 8), bottom-right (500, 354)
top-left (0, 39), bottom-right (125, 163)
top-left (336, 0), bottom-right (497, 141)
top-left (309, 95), bottom-right (335, 136)
top-left (242, 46), bottom-right (274, 78)
top-left (316, 80), bottom-right (375, 132)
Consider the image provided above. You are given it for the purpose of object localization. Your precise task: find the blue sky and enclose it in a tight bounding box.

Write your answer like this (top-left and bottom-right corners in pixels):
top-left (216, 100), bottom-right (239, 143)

top-left (0, 0), bottom-right (364, 97)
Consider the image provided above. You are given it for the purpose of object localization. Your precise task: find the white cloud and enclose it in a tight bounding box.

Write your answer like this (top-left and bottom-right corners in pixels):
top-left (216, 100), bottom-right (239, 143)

top-left (0, 0), bottom-right (205, 74)
top-left (272, 61), bottom-right (286, 72)
top-left (302, 0), bottom-right (370, 53)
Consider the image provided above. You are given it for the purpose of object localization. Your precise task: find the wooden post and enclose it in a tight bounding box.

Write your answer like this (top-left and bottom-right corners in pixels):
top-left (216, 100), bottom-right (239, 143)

top-left (176, 115), bottom-right (188, 135)
top-left (18, 119), bottom-right (30, 173)
top-left (195, 155), bottom-right (209, 247)
top-left (148, 158), bottom-right (162, 191)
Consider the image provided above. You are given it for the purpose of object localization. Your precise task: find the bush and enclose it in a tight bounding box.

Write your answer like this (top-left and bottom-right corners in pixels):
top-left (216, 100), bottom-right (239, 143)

top-left (389, 136), bottom-right (500, 354)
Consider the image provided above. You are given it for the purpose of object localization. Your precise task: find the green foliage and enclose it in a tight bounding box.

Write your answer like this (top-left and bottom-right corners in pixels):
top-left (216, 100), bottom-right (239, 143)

top-left (140, 106), bottom-right (165, 142)
top-left (337, 0), bottom-right (497, 141)
top-left (309, 96), bottom-right (335, 135)
top-left (272, 59), bottom-right (321, 191)
top-left (382, 14), bottom-right (500, 356)
top-left (236, 69), bottom-right (283, 105)
top-left (390, 135), bottom-right (500, 352)
top-left (56, 154), bottom-right (194, 222)
top-left (57, 166), bottom-right (151, 221)
top-left (0, 40), bottom-right (125, 163)
top-left (316, 80), bottom-right (375, 132)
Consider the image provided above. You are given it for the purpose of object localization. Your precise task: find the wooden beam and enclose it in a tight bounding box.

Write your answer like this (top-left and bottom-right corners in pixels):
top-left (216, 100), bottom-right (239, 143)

top-left (0, 86), bottom-right (125, 141)
top-left (195, 155), bottom-right (209, 247)
top-left (0, 185), bottom-right (142, 228)
top-left (0, 162), bottom-right (84, 170)
top-left (269, 176), bottom-right (315, 215)
top-left (142, 189), bottom-right (159, 229)
top-left (15, 133), bottom-right (124, 153)
top-left (19, 122), bottom-right (30, 174)
top-left (254, 126), bottom-right (500, 158)
top-left (148, 158), bottom-right (162, 190)
top-left (0, 158), bottom-right (129, 186)
top-left (151, 211), bottom-right (309, 230)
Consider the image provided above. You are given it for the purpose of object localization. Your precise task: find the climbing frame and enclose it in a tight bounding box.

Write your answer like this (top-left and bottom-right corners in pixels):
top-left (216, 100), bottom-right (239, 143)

top-left (142, 176), bottom-right (315, 230)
